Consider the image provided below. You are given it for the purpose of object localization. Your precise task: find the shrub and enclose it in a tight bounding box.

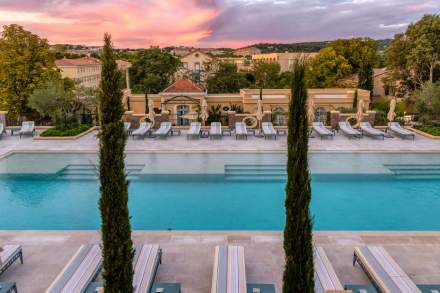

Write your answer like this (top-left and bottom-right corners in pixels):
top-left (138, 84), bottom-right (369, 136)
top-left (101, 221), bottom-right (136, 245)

top-left (414, 124), bottom-right (440, 136)
top-left (40, 124), bottom-right (91, 137)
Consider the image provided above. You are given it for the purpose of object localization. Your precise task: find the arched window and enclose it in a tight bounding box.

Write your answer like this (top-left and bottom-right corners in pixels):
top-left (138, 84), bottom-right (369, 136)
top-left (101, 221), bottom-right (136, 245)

top-left (176, 105), bottom-right (190, 126)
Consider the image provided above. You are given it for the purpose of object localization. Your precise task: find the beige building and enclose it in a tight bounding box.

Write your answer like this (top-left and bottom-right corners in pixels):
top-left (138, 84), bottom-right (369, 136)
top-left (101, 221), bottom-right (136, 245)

top-left (234, 46), bottom-right (262, 57)
top-left (252, 52), bottom-right (318, 72)
top-left (219, 57), bottom-right (252, 71)
top-left (55, 57), bottom-right (102, 88)
top-left (178, 50), bottom-right (212, 81)
top-left (124, 78), bottom-right (370, 126)
top-left (55, 57), bottom-right (131, 89)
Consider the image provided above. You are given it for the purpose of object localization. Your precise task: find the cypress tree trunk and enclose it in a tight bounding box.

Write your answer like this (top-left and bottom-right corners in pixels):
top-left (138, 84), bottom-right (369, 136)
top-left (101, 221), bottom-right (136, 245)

top-left (98, 33), bottom-right (134, 292)
top-left (283, 60), bottom-right (314, 293)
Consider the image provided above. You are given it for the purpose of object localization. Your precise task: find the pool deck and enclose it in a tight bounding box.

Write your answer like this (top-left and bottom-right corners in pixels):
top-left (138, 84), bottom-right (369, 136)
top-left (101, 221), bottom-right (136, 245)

top-left (1, 230), bottom-right (440, 292)
top-left (0, 129), bottom-right (440, 158)
top-left (1, 131), bottom-right (440, 292)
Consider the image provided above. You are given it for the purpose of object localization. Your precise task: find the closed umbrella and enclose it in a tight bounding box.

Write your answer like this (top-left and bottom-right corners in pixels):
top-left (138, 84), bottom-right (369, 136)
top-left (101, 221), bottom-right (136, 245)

top-left (307, 98), bottom-right (315, 124)
top-left (201, 99), bottom-right (209, 124)
top-left (161, 97), bottom-right (166, 112)
top-left (356, 98), bottom-right (364, 126)
top-left (387, 97), bottom-right (397, 122)
top-left (256, 99), bottom-right (263, 121)
top-left (148, 99), bottom-right (155, 123)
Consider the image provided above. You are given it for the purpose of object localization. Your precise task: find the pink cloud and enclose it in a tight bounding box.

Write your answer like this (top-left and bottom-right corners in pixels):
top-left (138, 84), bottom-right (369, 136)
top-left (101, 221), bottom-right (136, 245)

top-left (0, 0), bottom-right (221, 47)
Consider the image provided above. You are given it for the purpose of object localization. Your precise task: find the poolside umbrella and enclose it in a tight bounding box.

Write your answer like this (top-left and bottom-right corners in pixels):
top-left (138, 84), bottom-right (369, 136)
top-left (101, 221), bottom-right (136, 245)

top-left (307, 98), bottom-right (315, 125)
top-left (356, 98), bottom-right (364, 126)
top-left (148, 99), bottom-right (155, 123)
top-left (387, 97), bottom-right (397, 122)
top-left (256, 98), bottom-right (263, 122)
top-left (201, 98), bottom-right (209, 125)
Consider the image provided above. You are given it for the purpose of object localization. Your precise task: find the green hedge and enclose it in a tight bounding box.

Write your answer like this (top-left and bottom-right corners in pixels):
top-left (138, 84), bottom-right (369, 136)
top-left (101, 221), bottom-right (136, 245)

top-left (40, 124), bottom-right (92, 137)
top-left (414, 124), bottom-right (440, 136)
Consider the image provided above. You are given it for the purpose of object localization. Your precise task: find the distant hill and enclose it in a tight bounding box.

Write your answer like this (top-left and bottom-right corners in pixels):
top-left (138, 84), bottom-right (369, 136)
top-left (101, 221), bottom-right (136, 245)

top-left (251, 39), bottom-right (392, 53)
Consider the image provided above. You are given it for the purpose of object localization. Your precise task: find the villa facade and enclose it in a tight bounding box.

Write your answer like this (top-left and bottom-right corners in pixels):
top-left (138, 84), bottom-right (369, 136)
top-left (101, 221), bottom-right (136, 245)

top-left (252, 52), bottom-right (318, 72)
top-left (55, 57), bottom-right (102, 88)
top-left (124, 79), bottom-right (370, 126)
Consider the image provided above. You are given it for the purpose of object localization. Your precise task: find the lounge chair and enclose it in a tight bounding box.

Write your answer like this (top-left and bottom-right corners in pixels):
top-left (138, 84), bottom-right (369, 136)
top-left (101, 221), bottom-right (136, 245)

top-left (338, 121), bottom-right (362, 139)
top-left (353, 246), bottom-right (421, 293)
top-left (131, 122), bottom-right (152, 139)
top-left (314, 246), bottom-right (344, 293)
top-left (360, 122), bottom-right (385, 140)
top-left (389, 122), bottom-right (415, 140)
top-left (209, 122), bottom-right (222, 140)
top-left (18, 121), bottom-right (35, 138)
top-left (187, 122), bottom-right (201, 139)
top-left (0, 122), bottom-right (5, 139)
top-left (153, 122), bottom-right (172, 138)
top-left (0, 245), bottom-right (23, 276)
top-left (261, 122), bottom-right (277, 140)
top-left (85, 244), bottom-right (163, 293)
top-left (312, 122), bottom-right (335, 139)
top-left (45, 244), bottom-right (102, 293)
top-left (211, 245), bottom-right (275, 293)
top-left (235, 122), bottom-right (248, 140)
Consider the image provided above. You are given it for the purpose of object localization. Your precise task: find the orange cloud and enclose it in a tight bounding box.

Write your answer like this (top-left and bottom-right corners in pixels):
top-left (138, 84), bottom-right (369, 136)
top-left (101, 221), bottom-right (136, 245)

top-left (0, 0), bottom-right (221, 47)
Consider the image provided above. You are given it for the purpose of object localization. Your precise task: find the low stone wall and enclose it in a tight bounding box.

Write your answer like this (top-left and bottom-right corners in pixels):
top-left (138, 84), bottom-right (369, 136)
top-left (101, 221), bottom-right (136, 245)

top-left (330, 110), bottom-right (376, 128)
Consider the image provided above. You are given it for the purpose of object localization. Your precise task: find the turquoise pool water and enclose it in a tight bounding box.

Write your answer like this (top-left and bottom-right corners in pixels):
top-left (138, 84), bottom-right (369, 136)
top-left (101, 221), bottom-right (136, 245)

top-left (0, 152), bottom-right (440, 230)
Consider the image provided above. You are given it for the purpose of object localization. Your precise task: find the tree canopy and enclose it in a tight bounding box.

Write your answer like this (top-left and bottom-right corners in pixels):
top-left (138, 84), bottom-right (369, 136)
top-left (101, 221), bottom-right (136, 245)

top-left (130, 48), bottom-right (180, 94)
top-left (252, 61), bottom-right (281, 88)
top-left (0, 24), bottom-right (58, 115)
top-left (206, 62), bottom-right (248, 93)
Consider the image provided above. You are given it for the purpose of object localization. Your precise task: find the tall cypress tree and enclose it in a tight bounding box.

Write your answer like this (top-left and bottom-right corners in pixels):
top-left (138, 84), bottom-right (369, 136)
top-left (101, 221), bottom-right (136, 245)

top-left (98, 33), bottom-right (134, 292)
top-left (283, 59), bottom-right (314, 293)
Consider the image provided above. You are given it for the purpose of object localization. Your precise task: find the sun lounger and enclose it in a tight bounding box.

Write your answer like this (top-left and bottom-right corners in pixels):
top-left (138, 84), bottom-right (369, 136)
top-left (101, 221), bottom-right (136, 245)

top-left (389, 122), bottom-right (415, 140)
top-left (211, 245), bottom-right (275, 293)
top-left (85, 244), bottom-right (169, 293)
top-left (312, 122), bottom-right (335, 139)
top-left (131, 122), bottom-right (152, 139)
top-left (187, 122), bottom-right (201, 139)
top-left (0, 282), bottom-right (17, 293)
top-left (0, 245), bottom-right (23, 276)
top-left (45, 244), bottom-right (102, 293)
top-left (0, 123), bottom-right (5, 139)
top-left (353, 246), bottom-right (421, 293)
top-left (18, 121), bottom-right (35, 138)
top-left (314, 246), bottom-right (344, 293)
top-left (360, 122), bottom-right (385, 140)
top-left (262, 122), bottom-right (277, 140)
top-left (209, 122), bottom-right (222, 139)
top-left (235, 122), bottom-right (248, 140)
top-left (338, 121), bottom-right (362, 139)
top-left (153, 122), bottom-right (172, 138)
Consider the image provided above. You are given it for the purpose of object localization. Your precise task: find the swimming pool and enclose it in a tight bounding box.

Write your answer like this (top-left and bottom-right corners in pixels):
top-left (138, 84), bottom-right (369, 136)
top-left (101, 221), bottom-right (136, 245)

top-left (0, 152), bottom-right (439, 230)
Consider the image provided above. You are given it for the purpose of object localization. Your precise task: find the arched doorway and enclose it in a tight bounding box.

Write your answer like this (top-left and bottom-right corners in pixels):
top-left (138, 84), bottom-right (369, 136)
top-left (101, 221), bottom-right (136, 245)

top-left (162, 95), bottom-right (200, 126)
top-left (314, 107), bottom-right (327, 123)
top-left (176, 105), bottom-right (190, 126)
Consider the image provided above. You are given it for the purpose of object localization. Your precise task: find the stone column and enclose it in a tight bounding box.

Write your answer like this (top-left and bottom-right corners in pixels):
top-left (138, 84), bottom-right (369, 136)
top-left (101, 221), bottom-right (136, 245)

top-left (330, 111), bottom-right (340, 129)
top-left (227, 111), bottom-right (236, 129)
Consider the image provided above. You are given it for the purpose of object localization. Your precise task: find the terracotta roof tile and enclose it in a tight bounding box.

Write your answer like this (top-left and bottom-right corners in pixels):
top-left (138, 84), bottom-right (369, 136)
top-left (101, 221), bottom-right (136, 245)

top-left (162, 79), bottom-right (205, 93)
top-left (55, 57), bottom-right (101, 67)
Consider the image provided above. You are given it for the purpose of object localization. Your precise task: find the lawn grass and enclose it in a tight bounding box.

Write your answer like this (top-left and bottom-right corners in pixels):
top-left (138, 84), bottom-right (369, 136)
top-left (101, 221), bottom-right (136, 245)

top-left (40, 124), bottom-right (92, 137)
top-left (414, 124), bottom-right (440, 136)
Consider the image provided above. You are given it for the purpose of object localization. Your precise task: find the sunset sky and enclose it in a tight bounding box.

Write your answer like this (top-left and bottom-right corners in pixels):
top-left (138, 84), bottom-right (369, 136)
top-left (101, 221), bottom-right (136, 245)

top-left (0, 0), bottom-right (438, 48)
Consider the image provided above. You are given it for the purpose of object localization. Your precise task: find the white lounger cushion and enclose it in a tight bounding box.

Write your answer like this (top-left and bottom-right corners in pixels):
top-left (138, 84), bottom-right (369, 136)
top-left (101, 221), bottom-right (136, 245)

top-left (155, 122), bottom-right (172, 135)
top-left (188, 122), bottom-right (201, 135)
top-left (19, 121), bottom-right (34, 134)
top-left (389, 123), bottom-right (414, 136)
top-left (235, 122), bottom-right (248, 135)
top-left (354, 246), bottom-right (421, 293)
top-left (133, 244), bottom-right (161, 293)
top-left (0, 245), bottom-right (21, 266)
top-left (210, 122), bottom-right (222, 136)
top-left (314, 246), bottom-right (344, 293)
top-left (313, 122), bottom-right (333, 135)
top-left (360, 122), bottom-right (384, 136)
top-left (46, 244), bottom-right (102, 293)
top-left (212, 245), bottom-right (246, 293)
top-left (262, 122), bottom-right (276, 135)
top-left (339, 122), bottom-right (361, 135)
top-left (132, 122), bottom-right (151, 136)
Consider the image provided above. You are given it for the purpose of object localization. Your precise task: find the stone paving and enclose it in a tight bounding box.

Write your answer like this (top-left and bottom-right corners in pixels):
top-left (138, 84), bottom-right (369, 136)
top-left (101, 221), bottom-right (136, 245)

top-left (1, 129), bottom-right (439, 159)
top-left (1, 231), bottom-right (440, 293)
